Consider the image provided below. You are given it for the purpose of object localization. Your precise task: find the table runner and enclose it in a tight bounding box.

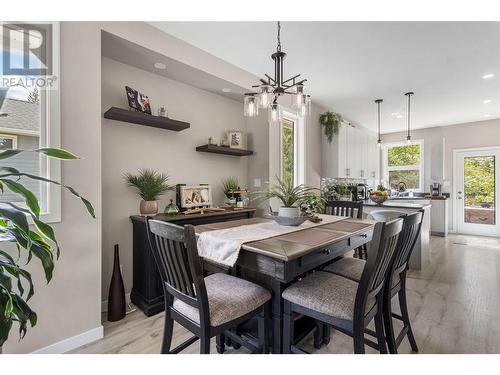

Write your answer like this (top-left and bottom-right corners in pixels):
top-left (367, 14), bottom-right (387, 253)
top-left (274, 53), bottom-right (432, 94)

top-left (197, 214), bottom-right (347, 266)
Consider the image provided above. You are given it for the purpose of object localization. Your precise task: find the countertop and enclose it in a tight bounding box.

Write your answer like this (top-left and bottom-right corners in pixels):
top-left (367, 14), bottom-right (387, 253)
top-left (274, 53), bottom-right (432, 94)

top-left (363, 200), bottom-right (432, 209)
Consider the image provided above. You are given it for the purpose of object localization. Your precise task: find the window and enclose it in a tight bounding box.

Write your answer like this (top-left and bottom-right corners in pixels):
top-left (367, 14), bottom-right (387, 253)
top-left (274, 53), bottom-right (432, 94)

top-left (0, 22), bottom-right (61, 222)
top-left (0, 134), bottom-right (18, 150)
top-left (281, 118), bottom-right (295, 184)
top-left (383, 141), bottom-right (424, 191)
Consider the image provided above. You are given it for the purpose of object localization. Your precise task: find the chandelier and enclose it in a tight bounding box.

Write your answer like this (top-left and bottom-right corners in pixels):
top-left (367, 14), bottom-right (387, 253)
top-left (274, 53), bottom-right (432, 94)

top-left (243, 22), bottom-right (311, 123)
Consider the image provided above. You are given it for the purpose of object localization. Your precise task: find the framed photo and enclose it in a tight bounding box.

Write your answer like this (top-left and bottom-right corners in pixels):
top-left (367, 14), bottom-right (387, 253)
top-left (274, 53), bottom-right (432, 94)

top-left (125, 86), bottom-right (152, 115)
top-left (227, 130), bottom-right (244, 149)
top-left (178, 185), bottom-right (212, 209)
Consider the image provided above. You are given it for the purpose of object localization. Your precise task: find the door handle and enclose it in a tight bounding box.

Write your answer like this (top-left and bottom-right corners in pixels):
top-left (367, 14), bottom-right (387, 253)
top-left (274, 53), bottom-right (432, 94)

top-left (457, 190), bottom-right (463, 200)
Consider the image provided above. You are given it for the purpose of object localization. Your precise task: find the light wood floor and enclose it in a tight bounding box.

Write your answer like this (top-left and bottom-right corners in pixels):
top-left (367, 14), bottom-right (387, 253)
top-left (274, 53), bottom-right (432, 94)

top-left (72, 234), bottom-right (500, 354)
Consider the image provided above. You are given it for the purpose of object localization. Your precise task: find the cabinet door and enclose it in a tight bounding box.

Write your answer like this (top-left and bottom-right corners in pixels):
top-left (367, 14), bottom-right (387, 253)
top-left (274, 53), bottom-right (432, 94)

top-left (337, 123), bottom-right (348, 177)
top-left (346, 126), bottom-right (361, 178)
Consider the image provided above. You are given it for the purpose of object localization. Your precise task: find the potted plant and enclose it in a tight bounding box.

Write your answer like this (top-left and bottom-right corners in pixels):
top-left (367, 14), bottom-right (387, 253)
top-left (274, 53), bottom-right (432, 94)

top-left (254, 176), bottom-right (314, 218)
top-left (319, 111), bottom-right (342, 143)
top-left (0, 147), bottom-right (95, 353)
top-left (125, 169), bottom-right (174, 215)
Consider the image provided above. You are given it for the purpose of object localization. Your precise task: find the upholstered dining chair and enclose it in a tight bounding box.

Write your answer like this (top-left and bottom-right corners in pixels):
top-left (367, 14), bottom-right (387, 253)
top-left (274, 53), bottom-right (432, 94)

top-left (323, 210), bottom-right (424, 353)
top-left (146, 219), bottom-right (271, 354)
top-left (324, 200), bottom-right (367, 259)
top-left (282, 219), bottom-right (403, 354)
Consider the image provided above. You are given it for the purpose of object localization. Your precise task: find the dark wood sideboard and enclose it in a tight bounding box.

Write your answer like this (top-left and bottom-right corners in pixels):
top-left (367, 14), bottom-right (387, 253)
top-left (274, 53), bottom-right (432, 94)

top-left (129, 208), bottom-right (256, 316)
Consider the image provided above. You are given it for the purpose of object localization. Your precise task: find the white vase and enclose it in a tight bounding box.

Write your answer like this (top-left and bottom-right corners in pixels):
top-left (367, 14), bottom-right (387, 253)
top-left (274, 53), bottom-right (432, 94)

top-left (278, 206), bottom-right (300, 218)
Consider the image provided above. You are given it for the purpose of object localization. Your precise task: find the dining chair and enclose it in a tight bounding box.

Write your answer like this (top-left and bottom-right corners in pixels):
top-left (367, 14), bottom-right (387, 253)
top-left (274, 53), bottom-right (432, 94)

top-left (282, 219), bottom-right (403, 354)
top-left (146, 219), bottom-right (271, 354)
top-left (322, 210), bottom-right (424, 353)
top-left (324, 200), bottom-right (367, 259)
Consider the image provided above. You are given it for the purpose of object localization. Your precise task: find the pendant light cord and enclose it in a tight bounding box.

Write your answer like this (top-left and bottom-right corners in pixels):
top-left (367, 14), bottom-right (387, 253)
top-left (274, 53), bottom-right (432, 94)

top-left (406, 92), bottom-right (413, 139)
top-left (378, 102), bottom-right (381, 139)
top-left (277, 21), bottom-right (281, 52)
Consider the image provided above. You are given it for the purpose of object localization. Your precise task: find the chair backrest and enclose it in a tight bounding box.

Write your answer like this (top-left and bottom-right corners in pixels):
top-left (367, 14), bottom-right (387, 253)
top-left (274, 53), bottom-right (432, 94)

top-left (391, 210), bottom-right (424, 277)
top-left (325, 200), bottom-right (363, 219)
top-left (355, 218), bottom-right (403, 317)
top-left (146, 219), bottom-right (208, 312)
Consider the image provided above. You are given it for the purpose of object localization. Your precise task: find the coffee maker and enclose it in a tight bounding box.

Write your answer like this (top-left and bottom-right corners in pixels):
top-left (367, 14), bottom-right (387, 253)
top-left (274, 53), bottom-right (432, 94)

top-left (356, 184), bottom-right (370, 201)
top-left (430, 182), bottom-right (441, 196)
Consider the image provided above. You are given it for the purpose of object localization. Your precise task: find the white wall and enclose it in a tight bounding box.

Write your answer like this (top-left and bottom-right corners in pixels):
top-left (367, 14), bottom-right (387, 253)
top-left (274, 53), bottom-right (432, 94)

top-left (101, 57), bottom-right (250, 300)
top-left (382, 118), bottom-right (500, 230)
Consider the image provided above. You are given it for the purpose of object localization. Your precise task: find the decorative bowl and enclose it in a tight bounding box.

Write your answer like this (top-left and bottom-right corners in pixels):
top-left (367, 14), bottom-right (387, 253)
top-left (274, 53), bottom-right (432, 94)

top-left (369, 192), bottom-right (388, 205)
top-left (269, 212), bottom-right (308, 226)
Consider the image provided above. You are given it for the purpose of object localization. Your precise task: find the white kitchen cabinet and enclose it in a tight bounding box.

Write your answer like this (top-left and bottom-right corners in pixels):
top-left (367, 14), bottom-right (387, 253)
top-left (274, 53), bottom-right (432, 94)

top-left (321, 123), bottom-right (380, 184)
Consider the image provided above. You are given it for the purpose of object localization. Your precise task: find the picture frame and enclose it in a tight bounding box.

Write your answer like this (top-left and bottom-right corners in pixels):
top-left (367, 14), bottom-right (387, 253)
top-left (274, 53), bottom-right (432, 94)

top-left (227, 130), bottom-right (245, 149)
top-left (177, 184), bottom-right (213, 209)
top-left (125, 86), bottom-right (152, 115)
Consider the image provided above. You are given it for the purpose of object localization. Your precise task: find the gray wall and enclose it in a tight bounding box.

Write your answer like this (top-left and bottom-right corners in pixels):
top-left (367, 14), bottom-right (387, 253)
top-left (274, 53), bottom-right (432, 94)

top-left (382, 118), bottom-right (500, 230)
top-left (101, 57), bottom-right (251, 303)
top-left (4, 22), bottom-right (102, 353)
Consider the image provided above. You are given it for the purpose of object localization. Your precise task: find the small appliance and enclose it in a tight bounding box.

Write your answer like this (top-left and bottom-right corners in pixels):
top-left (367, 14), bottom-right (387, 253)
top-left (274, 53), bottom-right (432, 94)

top-left (430, 182), bottom-right (441, 196)
top-left (357, 184), bottom-right (370, 201)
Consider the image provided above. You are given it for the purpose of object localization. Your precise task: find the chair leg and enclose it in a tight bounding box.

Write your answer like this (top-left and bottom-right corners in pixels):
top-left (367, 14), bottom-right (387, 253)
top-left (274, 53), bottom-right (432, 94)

top-left (383, 289), bottom-right (398, 354)
top-left (313, 322), bottom-right (323, 349)
top-left (352, 320), bottom-right (365, 354)
top-left (323, 325), bottom-right (331, 345)
top-left (200, 334), bottom-right (211, 354)
top-left (399, 277), bottom-right (418, 352)
top-left (374, 309), bottom-right (388, 354)
top-left (282, 301), bottom-right (294, 354)
top-left (258, 303), bottom-right (270, 354)
top-left (216, 334), bottom-right (225, 354)
top-left (161, 307), bottom-right (174, 354)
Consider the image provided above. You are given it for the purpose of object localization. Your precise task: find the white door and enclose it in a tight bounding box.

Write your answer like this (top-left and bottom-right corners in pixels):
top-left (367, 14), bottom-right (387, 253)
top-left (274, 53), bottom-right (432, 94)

top-left (455, 148), bottom-right (500, 237)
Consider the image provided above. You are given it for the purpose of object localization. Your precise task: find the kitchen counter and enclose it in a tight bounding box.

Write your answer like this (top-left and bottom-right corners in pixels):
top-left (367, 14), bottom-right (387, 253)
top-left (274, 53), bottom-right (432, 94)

top-left (362, 201), bottom-right (431, 270)
top-left (364, 200), bottom-right (432, 209)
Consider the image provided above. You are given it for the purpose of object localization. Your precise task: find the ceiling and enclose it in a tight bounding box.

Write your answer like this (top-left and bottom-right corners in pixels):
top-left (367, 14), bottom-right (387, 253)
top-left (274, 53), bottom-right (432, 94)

top-left (101, 31), bottom-right (248, 102)
top-left (150, 22), bottom-right (500, 134)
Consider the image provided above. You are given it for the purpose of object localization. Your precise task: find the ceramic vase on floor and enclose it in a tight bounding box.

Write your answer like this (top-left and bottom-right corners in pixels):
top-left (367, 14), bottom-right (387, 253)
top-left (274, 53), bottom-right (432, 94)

top-left (108, 244), bottom-right (126, 322)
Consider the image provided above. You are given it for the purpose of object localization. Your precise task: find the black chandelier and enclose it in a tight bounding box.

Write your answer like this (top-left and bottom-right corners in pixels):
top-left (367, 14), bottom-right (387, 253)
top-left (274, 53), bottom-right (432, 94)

top-left (244, 22), bottom-right (311, 123)
top-left (375, 99), bottom-right (383, 147)
top-left (405, 91), bottom-right (414, 144)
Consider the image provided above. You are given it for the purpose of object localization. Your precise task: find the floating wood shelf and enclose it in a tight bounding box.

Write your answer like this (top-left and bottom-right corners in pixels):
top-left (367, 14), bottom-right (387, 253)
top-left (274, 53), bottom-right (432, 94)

top-left (103, 107), bottom-right (190, 132)
top-left (196, 144), bottom-right (254, 156)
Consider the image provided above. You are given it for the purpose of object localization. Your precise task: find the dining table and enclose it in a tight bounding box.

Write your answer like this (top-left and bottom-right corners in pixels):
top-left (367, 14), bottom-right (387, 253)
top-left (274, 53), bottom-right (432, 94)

top-left (195, 215), bottom-right (376, 353)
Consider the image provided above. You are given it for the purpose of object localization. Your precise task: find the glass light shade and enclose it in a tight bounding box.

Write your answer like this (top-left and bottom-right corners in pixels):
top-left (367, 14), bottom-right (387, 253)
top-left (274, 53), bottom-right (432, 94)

top-left (244, 95), bottom-right (258, 117)
top-left (377, 140), bottom-right (382, 148)
top-left (406, 136), bottom-right (411, 144)
top-left (269, 103), bottom-right (281, 125)
top-left (297, 94), bottom-right (310, 117)
top-left (258, 85), bottom-right (272, 108)
top-left (293, 84), bottom-right (305, 108)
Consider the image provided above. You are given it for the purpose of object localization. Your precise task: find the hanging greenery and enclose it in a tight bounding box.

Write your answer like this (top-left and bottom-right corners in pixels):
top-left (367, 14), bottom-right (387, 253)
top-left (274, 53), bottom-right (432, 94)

top-left (319, 111), bottom-right (342, 143)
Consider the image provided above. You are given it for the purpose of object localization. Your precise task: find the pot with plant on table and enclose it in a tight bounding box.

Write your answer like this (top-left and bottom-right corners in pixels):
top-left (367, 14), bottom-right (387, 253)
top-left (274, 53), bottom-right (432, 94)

top-left (253, 176), bottom-right (317, 225)
top-left (125, 169), bottom-right (174, 216)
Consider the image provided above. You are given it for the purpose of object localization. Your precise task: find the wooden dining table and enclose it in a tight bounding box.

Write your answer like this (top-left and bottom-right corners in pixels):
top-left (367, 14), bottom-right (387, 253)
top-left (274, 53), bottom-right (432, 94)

top-left (195, 216), bottom-right (376, 353)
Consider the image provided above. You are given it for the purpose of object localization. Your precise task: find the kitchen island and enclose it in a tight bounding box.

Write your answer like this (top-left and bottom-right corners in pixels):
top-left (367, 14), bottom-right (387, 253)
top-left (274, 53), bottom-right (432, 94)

top-left (363, 200), bottom-right (432, 270)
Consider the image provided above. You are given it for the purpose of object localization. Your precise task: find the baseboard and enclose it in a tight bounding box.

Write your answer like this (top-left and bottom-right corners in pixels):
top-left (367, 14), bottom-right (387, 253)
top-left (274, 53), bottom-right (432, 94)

top-left (101, 292), bottom-right (131, 312)
top-left (32, 325), bottom-right (103, 354)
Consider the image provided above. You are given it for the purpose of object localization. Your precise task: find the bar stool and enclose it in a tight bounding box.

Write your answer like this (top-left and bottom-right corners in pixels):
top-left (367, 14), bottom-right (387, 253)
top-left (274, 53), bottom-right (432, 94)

top-left (146, 219), bottom-right (271, 354)
top-left (282, 219), bottom-right (403, 354)
top-left (323, 210), bottom-right (424, 353)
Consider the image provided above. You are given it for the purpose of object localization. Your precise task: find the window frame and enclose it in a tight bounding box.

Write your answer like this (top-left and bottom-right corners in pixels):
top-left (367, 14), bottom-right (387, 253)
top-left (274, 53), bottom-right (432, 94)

top-left (383, 140), bottom-right (424, 192)
top-left (0, 134), bottom-right (18, 150)
top-left (280, 110), bottom-right (305, 186)
top-left (0, 22), bottom-right (61, 223)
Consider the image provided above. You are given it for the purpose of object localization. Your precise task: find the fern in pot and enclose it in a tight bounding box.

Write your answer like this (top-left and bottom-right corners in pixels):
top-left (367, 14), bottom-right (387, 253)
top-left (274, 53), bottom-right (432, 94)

top-left (125, 169), bottom-right (174, 215)
top-left (254, 176), bottom-right (314, 218)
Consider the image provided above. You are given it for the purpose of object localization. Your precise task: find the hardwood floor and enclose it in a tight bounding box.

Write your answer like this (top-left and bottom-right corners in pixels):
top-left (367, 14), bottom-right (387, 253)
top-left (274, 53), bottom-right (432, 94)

top-left (72, 234), bottom-right (500, 354)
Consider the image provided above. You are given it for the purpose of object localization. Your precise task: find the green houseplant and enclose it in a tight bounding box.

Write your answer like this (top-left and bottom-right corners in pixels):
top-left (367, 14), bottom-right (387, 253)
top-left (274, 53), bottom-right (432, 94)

top-left (319, 111), bottom-right (342, 143)
top-left (221, 176), bottom-right (239, 199)
top-left (0, 148), bottom-right (95, 352)
top-left (125, 169), bottom-right (174, 215)
top-left (254, 176), bottom-right (314, 218)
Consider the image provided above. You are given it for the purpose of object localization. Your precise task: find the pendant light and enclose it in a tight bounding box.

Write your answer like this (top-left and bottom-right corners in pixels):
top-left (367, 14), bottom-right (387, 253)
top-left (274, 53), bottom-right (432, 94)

top-left (405, 91), bottom-right (414, 144)
top-left (244, 22), bottom-right (311, 120)
top-left (375, 99), bottom-right (383, 147)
